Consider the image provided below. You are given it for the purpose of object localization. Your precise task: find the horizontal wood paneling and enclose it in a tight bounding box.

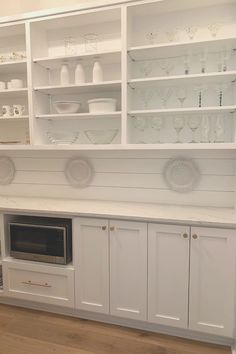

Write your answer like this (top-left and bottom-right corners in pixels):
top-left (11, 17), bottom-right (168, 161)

top-left (0, 150), bottom-right (235, 208)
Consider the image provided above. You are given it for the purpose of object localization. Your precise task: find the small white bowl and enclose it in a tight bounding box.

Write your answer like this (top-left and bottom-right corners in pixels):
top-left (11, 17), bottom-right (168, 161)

top-left (88, 98), bottom-right (116, 113)
top-left (53, 101), bottom-right (81, 114)
top-left (85, 129), bottom-right (118, 144)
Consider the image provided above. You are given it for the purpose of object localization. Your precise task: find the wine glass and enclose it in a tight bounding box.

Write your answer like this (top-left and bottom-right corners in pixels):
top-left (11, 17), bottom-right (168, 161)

top-left (64, 36), bottom-right (76, 55)
top-left (208, 23), bottom-right (222, 38)
top-left (214, 83), bottom-right (229, 107)
top-left (165, 29), bottom-right (177, 42)
top-left (188, 116), bottom-right (201, 143)
top-left (139, 61), bottom-right (153, 77)
top-left (132, 116), bottom-right (147, 131)
top-left (137, 88), bottom-right (154, 109)
top-left (146, 31), bottom-right (158, 44)
top-left (199, 50), bottom-right (208, 74)
top-left (217, 51), bottom-right (231, 72)
top-left (157, 88), bottom-right (172, 109)
top-left (215, 114), bottom-right (225, 143)
top-left (201, 115), bottom-right (211, 143)
top-left (173, 116), bottom-right (185, 143)
top-left (194, 84), bottom-right (207, 108)
top-left (185, 26), bottom-right (198, 40)
top-left (176, 87), bottom-right (187, 108)
top-left (183, 55), bottom-right (190, 75)
top-left (159, 58), bottom-right (174, 76)
top-left (151, 117), bottom-right (164, 143)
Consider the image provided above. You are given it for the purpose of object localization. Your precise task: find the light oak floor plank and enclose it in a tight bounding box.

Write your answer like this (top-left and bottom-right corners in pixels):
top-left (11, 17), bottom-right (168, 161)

top-left (0, 304), bottom-right (231, 354)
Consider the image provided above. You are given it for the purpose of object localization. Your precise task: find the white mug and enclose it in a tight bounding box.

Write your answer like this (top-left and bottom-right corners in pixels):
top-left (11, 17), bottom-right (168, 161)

top-left (11, 79), bottom-right (23, 89)
top-left (0, 81), bottom-right (6, 90)
top-left (13, 104), bottom-right (25, 117)
top-left (2, 105), bottom-right (13, 117)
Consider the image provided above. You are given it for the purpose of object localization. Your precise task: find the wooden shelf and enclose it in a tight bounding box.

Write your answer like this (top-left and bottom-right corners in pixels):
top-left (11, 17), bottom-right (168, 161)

top-left (36, 112), bottom-right (122, 120)
top-left (128, 71), bottom-right (236, 88)
top-left (34, 81), bottom-right (121, 95)
top-left (128, 37), bottom-right (236, 61)
top-left (129, 106), bottom-right (236, 116)
top-left (0, 60), bottom-right (27, 74)
top-left (33, 50), bottom-right (121, 69)
top-left (0, 88), bottom-right (28, 97)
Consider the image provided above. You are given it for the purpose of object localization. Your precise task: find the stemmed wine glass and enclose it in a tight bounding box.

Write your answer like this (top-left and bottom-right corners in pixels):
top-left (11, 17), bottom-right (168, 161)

top-left (194, 84), bottom-right (207, 108)
top-left (214, 83), bottom-right (229, 107)
top-left (151, 116), bottom-right (164, 143)
top-left (215, 114), bottom-right (225, 143)
top-left (183, 55), bottom-right (190, 75)
top-left (173, 116), bottom-right (185, 143)
top-left (139, 60), bottom-right (153, 77)
top-left (137, 88), bottom-right (154, 109)
top-left (159, 58), bottom-right (174, 76)
top-left (208, 23), bottom-right (222, 38)
top-left (176, 87), bottom-right (187, 108)
top-left (132, 116), bottom-right (147, 131)
top-left (218, 50), bottom-right (231, 72)
top-left (185, 26), bottom-right (198, 40)
top-left (188, 116), bottom-right (201, 143)
top-left (199, 50), bottom-right (208, 74)
top-left (156, 88), bottom-right (172, 109)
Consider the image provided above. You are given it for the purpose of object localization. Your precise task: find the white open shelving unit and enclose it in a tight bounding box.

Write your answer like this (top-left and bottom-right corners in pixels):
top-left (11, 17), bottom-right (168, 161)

top-left (0, 0), bottom-right (234, 150)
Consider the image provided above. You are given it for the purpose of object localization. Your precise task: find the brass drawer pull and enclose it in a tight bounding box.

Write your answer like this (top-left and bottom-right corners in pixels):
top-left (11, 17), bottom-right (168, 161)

top-left (192, 234), bottom-right (198, 240)
top-left (22, 280), bottom-right (52, 288)
top-left (183, 233), bottom-right (188, 239)
top-left (110, 226), bottom-right (115, 231)
top-left (101, 226), bottom-right (107, 231)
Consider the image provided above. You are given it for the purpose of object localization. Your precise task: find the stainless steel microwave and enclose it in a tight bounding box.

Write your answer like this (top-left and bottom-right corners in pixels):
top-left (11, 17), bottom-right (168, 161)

top-left (9, 216), bottom-right (72, 265)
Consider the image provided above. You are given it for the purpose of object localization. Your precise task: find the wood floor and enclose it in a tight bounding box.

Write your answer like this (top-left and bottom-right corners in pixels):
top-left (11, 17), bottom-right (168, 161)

top-left (0, 304), bottom-right (231, 354)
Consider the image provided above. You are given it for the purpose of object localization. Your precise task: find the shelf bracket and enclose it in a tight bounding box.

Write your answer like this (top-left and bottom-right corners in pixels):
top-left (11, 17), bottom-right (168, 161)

top-left (127, 82), bottom-right (135, 90)
top-left (127, 51), bottom-right (135, 62)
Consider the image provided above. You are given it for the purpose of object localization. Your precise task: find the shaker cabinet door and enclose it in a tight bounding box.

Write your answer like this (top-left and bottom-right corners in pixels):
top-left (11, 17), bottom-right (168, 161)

top-left (74, 218), bottom-right (109, 314)
top-left (110, 220), bottom-right (147, 321)
top-left (148, 223), bottom-right (190, 329)
top-left (189, 227), bottom-right (236, 337)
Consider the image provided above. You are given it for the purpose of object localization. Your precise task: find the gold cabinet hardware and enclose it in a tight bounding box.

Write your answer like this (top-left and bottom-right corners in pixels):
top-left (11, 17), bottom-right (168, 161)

top-left (192, 234), bottom-right (198, 240)
top-left (101, 226), bottom-right (107, 231)
top-left (110, 226), bottom-right (115, 231)
top-left (22, 280), bottom-right (52, 288)
top-left (183, 233), bottom-right (188, 239)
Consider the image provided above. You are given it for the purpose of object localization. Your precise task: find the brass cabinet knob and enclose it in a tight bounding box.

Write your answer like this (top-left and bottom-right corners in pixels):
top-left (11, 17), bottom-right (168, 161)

top-left (110, 226), bottom-right (115, 231)
top-left (192, 234), bottom-right (198, 240)
top-left (183, 233), bottom-right (188, 239)
top-left (101, 226), bottom-right (107, 231)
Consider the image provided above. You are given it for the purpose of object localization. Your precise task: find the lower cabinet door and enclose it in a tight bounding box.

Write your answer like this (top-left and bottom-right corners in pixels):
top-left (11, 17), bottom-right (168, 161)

top-left (110, 220), bottom-right (147, 321)
top-left (148, 223), bottom-right (190, 328)
top-left (189, 227), bottom-right (236, 337)
top-left (74, 217), bottom-right (109, 314)
top-left (3, 260), bottom-right (75, 307)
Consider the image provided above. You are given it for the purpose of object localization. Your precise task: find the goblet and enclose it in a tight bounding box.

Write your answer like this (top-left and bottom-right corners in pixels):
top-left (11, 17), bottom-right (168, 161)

top-left (201, 115), bottom-right (211, 143)
top-left (137, 88), bottom-right (154, 109)
top-left (176, 87), bottom-right (187, 108)
top-left (188, 115), bottom-right (201, 143)
top-left (156, 88), bottom-right (172, 109)
top-left (132, 116), bottom-right (147, 131)
top-left (151, 116), bottom-right (164, 143)
top-left (146, 31), bottom-right (158, 45)
top-left (215, 114), bottom-right (225, 143)
top-left (199, 50), bottom-right (208, 74)
top-left (139, 61), bottom-right (153, 77)
top-left (194, 84), bottom-right (207, 108)
top-left (183, 55), bottom-right (190, 75)
top-left (208, 23), bottom-right (222, 38)
top-left (173, 116), bottom-right (185, 143)
top-left (214, 83), bottom-right (229, 107)
top-left (185, 26), bottom-right (198, 40)
top-left (159, 58), bottom-right (174, 76)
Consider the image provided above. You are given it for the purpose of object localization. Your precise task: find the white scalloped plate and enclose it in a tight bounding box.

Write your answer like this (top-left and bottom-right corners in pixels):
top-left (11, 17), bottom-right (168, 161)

top-left (163, 158), bottom-right (200, 193)
top-left (0, 157), bottom-right (15, 185)
top-left (65, 158), bottom-right (94, 188)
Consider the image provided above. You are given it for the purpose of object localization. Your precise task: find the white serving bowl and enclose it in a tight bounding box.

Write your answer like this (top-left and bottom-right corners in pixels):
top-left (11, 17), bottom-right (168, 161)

top-left (53, 101), bottom-right (81, 114)
top-left (85, 129), bottom-right (118, 144)
top-left (87, 98), bottom-right (116, 113)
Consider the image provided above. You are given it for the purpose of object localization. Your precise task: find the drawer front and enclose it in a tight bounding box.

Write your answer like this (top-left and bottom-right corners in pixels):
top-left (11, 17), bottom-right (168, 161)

top-left (3, 261), bottom-right (74, 307)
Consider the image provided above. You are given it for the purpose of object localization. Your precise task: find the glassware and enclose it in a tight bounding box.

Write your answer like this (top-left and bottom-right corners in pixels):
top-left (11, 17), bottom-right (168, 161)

top-left (185, 26), bottom-right (198, 40)
top-left (214, 83), bottom-right (228, 106)
top-left (157, 88), bottom-right (172, 108)
top-left (146, 31), bottom-right (158, 44)
top-left (199, 50), bottom-right (208, 74)
top-left (165, 29), bottom-right (177, 42)
top-left (217, 51), bottom-right (230, 72)
top-left (151, 117), bottom-right (164, 143)
top-left (173, 116), bottom-right (185, 143)
top-left (215, 114), bottom-right (225, 142)
top-left (194, 84), bottom-right (207, 108)
top-left (183, 55), bottom-right (190, 75)
top-left (201, 115), bottom-right (211, 143)
top-left (139, 61), bottom-right (153, 77)
top-left (176, 87), bottom-right (187, 108)
top-left (137, 88), bottom-right (154, 109)
top-left (132, 116), bottom-right (147, 131)
top-left (159, 58), bottom-right (174, 76)
top-left (188, 116), bottom-right (201, 143)
top-left (208, 23), bottom-right (222, 38)
top-left (64, 36), bottom-right (76, 56)
top-left (84, 33), bottom-right (98, 52)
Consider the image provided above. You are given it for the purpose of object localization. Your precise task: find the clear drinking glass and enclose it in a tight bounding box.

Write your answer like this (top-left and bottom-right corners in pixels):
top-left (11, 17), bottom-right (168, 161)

top-left (194, 84), bottom-right (207, 108)
top-left (157, 88), bottom-right (172, 109)
top-left (188, 116), bottom-right (201, 143)
top-left (208, 23), bottom-right (222, 38)
top-left (199, 51), bottom-right (208, 74)
top-left (215, 114), bottom-right (225, 143)
top-left (137, 88), bottom-right (154, 109)
top-left (173, 116), bottom-right (185, 143)
top-left (176, 87), bottom-right (187, 108)
top-left (151, 117), bottom-right (164, 143)
top-left (84, 33), bottom-right (98, 52)
top-left (183, 55), bottom-right (190, 75)
top-left (159, 58), bottom-right (174, 76)
top-left (214, 83), bottom-right (229, 106)
top-left (185, 26), bottom-right (198, 40)
top-left (64, 36), bottom-right (76, 55)
top-left (132, 116), bottom-right (147, 131)
top-left (139, 61), bottom-right (153, 77)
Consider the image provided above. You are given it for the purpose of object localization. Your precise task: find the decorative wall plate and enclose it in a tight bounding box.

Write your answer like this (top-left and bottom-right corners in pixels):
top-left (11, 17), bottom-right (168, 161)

top-left (65, 158), bottom-right (94, 188)
top-left (0, 156), bottom-right (15, 185)
top-left (163, 158), bottom-right (200, 193)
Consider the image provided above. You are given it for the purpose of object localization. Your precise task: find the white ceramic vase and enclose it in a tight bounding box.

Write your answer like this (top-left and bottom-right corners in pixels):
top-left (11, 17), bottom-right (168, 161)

top-left (92, 61), bottom-right (103, 83)
top-left (60, 64), bottom-right (70, 85)
top-left (75, 63), bottom-right (85, 84)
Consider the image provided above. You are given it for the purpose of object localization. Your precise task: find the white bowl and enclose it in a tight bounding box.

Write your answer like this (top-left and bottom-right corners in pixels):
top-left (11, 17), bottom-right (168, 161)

top-left (53, 101), bottom-right (81, 114)
top-left (47, 131), bottom-right (79, 145)
top-left (85, 129), bottom-right (118, 144)
top-left (87, 98), bottom-right (116, 113)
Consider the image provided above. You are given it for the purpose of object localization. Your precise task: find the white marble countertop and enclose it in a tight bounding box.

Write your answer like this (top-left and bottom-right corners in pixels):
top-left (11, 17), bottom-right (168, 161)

top-left (0, 196), bottom-right (236, 228)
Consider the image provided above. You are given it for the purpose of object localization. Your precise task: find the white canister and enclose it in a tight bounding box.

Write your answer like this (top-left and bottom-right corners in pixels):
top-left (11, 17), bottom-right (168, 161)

top-left (60, 63), bottom-right (70, 85)
top-left (75, 62), bottom-right (85, 84)
top-left (0, 81), bottom-right (6, 90)
top-left (92, 61), bottom-right (103, 83)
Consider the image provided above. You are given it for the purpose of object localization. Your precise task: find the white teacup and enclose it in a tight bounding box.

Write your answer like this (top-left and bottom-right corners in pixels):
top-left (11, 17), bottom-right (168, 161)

top-left (0, 81), bottom-right (6, 90)
top-left (2, 105), bottom-right (13, 117)
top-left (13, 105), bottom-right (25, 117)
top-left (11, 79), bottom-right (23, 89)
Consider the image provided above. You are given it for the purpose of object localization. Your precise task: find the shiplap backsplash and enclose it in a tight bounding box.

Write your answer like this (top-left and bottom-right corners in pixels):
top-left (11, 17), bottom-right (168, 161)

top-left (0, 150), bottom-right (235, 208)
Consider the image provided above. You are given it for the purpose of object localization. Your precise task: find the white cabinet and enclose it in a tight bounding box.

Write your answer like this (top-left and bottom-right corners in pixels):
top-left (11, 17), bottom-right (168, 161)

top-left (110, 220), bottom-right (147, 320)
top-left (148, 224), bottom-right (190, 329)
top-left (189, 227), bottom-right (236, 337)
top-left (74, 218), bottom-right (109, 314)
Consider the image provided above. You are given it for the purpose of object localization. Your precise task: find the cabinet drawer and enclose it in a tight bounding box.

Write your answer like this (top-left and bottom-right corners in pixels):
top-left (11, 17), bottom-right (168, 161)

top-left (3, 261), bottom-right (74, 307)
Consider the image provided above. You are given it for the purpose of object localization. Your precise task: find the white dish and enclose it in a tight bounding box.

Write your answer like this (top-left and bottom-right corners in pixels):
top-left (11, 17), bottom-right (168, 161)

top-left (0, 157), bottom-right (15, 185)
top-left (85, 129), bottom-right (118, 144)
top-left (163, 158), bottom-right (200, 193)
top-left (65, 158), bottom-right (94, 188)
top-left (88, 98), bottom-right (116, 113)
top-left (47, 131), bottom-right (79, 145)
top-left (53, 101), bottom-right (81, 114)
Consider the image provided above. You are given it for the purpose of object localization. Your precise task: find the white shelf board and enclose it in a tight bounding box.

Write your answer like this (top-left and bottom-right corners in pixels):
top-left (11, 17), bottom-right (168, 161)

top-left (36, 112), bottom-right (121, 120)
top-left (33, 50), bottom-right (121, 69)
top-left (128, 71), bottom-right (236, 88)
top-left (0, 60), bottom-right (27, 74)
top-left (0, 88), bottom-right (28, 97)
top-left (0, 116), bottom-right (29, 122)
top-left (34, 81), bottom-right (121, 95)
top-left (129, 106), bottom-right (236, 116)
top-left (128, 37), bottom-right (236, 61)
